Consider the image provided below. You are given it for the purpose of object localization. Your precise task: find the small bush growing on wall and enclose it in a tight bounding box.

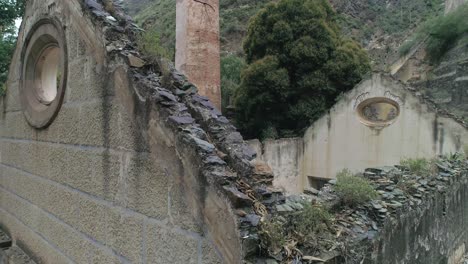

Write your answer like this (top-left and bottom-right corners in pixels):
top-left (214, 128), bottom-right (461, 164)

top-left (293, 203), bottom-right (332, 236)
top-left (136, 28), bottom-right (172, 84)
top-left (400, 157), bottom-right (434, 176)
top-left (258, 217), bottom-right (286, 255)
top-left (335, 169), bottom-right (378, 207)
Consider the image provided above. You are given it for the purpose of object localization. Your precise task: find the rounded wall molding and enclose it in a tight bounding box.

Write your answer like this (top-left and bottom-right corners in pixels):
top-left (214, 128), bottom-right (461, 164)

top-left (20, 17), bottom-right (68, 128)
top-left (356, 97), bottom-right (400, 128)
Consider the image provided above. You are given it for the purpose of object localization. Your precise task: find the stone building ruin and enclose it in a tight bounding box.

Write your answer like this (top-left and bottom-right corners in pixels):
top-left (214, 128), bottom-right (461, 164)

top-left (0, 0), bottom-right (467, 263)
top-left (250, 74), bottom-right (468, 194)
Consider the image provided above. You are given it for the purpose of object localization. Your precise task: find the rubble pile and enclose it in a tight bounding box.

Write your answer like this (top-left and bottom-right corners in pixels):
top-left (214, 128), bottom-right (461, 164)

top-left (255, 155), bottom-right (468, 263)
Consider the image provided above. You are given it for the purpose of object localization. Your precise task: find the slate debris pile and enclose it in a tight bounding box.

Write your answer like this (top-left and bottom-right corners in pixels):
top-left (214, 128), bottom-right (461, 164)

top-left (257, 156), bottom-right (467, 263)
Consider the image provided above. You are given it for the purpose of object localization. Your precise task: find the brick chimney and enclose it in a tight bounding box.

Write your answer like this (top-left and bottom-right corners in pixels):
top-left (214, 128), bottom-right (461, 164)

top-left (175, 0), bottom-right (222, 110)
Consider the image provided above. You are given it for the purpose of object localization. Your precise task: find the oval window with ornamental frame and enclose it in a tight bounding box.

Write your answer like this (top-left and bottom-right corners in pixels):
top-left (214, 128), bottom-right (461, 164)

top-left (356, 97), bottom-right (400, 128)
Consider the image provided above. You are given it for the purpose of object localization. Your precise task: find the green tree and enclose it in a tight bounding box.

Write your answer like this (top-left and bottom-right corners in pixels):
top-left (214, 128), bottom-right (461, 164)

top-left (0, 0), bottom-right (24, 95)
top-left (235, 0), bottom-right (370, 139)
top-left (221, 54), bottom-right (245, 112)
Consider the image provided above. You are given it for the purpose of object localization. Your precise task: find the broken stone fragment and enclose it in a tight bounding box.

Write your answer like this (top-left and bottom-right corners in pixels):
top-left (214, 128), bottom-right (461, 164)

top-left (304, 187), bottom-right (319, 195)
top-left (127, 54), bottom-right (145, 68)
top-left (251, 161), bottom-right (273, 176)
top-left (0, 228), bottom-right (12, 249)
top-left (191, 136), bottom-right (215, 153)
top-left (216, 150), bottom-right (228, 160)
top-left (251, 161), bottom-right (274, 185)
top-left (203, 155), bottom-right (226, 166)
top-left (157, 89), bottom-right (177, 102)
top-left (236, 209), bottom-right (247, 217)
top-left (168, 115), bottom-right (195, 125)
top-left (242, 214), bottom-right (261, 227)
top-left (105, 15), bottom-right (117, 24)
top-left (85, 0), bottom-right (103, 10)
top-left (276, 204), bottom-right (293, 212)
top-left (223, 186), bottom-right (253, 207)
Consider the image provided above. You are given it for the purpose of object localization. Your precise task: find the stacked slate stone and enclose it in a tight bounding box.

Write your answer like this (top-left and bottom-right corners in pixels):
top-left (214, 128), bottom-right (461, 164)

top-left (83, 1), bottom-right (284, 261)
top-left (261, 156), bottom-right (467, 263)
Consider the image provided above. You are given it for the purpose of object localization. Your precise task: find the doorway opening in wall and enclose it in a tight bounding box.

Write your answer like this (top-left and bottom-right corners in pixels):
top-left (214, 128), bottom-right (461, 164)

top-left (307, 176), bottom-right (329, 190)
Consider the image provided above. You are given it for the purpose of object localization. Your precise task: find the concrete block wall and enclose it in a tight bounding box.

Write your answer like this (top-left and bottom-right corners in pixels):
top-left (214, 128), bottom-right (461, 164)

top-left (247, 138), bottom-right (304, 194)
top-left (0, 0), bottom-right (223, 263)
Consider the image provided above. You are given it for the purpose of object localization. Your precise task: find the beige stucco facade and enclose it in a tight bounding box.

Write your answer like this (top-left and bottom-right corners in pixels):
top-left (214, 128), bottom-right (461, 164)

top-left (302, 74), bottom-right (467, 185)
top-left (248, 138), bottom-right (303, 194)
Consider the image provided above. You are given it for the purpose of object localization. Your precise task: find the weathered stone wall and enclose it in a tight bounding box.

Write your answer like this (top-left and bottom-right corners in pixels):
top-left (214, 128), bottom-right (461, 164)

top-left (0, 0), bottom-right (244, 262)
top-left (410, 35), bottom-right (468, 123)
top-left (370, 171), bottom-right (468, 264)
top-left (247, 138), bottom-right (303, 194)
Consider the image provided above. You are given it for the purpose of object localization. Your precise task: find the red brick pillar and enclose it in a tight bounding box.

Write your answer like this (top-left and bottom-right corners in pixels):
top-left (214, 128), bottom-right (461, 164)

top-left (176, 0), bottom-right (222, 110)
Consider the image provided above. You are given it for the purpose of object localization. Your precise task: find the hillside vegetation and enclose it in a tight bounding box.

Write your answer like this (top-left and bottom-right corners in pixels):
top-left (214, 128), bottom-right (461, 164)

top-left (125, 0), bottom-right (444, 59)
top-left (400, 2), bottom-right (468, 61)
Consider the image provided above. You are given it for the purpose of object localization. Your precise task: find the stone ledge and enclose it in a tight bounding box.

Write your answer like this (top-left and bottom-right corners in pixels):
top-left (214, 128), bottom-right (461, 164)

top-left (0, 228), bottom-right (35, 264)
top-left (0, 246), bottom-right (36, 264)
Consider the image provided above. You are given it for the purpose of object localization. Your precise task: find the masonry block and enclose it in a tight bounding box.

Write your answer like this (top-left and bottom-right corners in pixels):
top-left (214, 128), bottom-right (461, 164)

top-left (0, 140), bottom-right (120, 202)
top-left (145, 223), bottom-right (199, 264)
top-left (121, 153), bottom-right (170, 220)
top-left (0, 210), bottom-right (70, 264)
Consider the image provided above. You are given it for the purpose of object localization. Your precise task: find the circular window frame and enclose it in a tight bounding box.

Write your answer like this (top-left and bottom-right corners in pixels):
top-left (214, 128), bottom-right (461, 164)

top-left (20, 18), bottom-right (68, 129)
top-left (356, 97), bottom-right (400, 128)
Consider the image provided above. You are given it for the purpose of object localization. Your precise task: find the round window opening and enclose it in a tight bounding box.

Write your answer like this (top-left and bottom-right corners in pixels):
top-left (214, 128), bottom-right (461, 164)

top-left (20, 18), bottom-right (67, 128)
top-left (34, 45), bottom-right (60, 104)
top-left (357, 97), bottom-right (400, 128)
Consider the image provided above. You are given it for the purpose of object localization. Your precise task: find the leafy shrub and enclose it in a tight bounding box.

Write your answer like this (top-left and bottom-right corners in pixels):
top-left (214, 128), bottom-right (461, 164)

top-left (400, 157), bottom-right (434, 175)
top-left (335, 169), bottom-right (378, 207)
top-left (258, 217), bottom-right (286, 254)
top-left (137, 28), bottom-right (171, 60)
top-left (235, 0), bottom-right (370, 139)
top-left (0, 0), bottom-right (24, 90)
top-left (221, 54), bottom-right (245, 112)
top-left (136, 28), bottom-right (172, 84)
top-left (293, 203), bottom-right (332, 236)
top-left (134, 0), bottom-right (176, 59)
top-left (424, 3), bottom-right (468, 61)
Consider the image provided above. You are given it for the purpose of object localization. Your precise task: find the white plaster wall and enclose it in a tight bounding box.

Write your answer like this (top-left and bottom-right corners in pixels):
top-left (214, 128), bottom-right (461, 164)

top-left (302, 74), bottom-right (468, 184)
top-left (247, 138), bottom-right (303, 194)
